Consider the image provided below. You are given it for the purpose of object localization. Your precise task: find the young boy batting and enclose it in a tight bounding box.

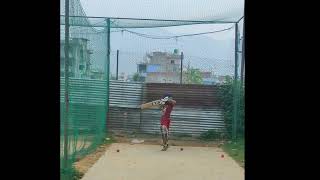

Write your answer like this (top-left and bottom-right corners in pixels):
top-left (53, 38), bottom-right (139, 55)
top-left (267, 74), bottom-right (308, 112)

top-left (159, 93), bottom-right (176, 151)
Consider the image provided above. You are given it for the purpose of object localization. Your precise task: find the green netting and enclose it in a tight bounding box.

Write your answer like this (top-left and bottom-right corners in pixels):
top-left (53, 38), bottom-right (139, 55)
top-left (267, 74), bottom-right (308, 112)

top-left (60, 2), bottom-right (109, 179)
top-left (61, 0), bottom-right (244, 179)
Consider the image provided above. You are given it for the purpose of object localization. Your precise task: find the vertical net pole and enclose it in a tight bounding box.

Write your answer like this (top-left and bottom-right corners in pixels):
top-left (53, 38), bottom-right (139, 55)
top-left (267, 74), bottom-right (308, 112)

top-left (240, 4), bottom-right (246, 85)
top-left (105, 18), bottom-right (111, 135)
top-left (240, 15), bottom-right (245, 84)
top-left (63, 0), bottom-right (70, 172)
top-left (240, 19), bottom-right (245, 136)
top-left (116, 50), bottom-right (119, 80)
top-left (232, 22), bottom-right (239, 140)
top-left (180, 52), bottom-right (184, 84)
top-left (240, 20), bottom-right (245, 85)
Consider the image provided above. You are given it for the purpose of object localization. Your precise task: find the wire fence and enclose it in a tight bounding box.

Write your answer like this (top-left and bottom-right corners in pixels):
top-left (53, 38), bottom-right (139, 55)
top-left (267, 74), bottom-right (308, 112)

top-left (60, 0), bottom-right (244, 179)
top-left (108, 50), bottom-right (235, 85)
top-left (106, 23), bottom-right (238, 85)
top-left (60, 2), bottom-right (109, 179)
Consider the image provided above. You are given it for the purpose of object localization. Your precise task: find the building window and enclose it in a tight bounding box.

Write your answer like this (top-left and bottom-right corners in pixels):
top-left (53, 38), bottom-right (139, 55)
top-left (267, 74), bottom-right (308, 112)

top-left (171, 60), bottom-right (174, 64)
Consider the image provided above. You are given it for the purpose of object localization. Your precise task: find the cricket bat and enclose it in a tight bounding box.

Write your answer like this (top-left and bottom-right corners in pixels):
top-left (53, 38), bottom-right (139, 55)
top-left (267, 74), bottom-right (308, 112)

top-left (140, 99), bottom-right (162, 110)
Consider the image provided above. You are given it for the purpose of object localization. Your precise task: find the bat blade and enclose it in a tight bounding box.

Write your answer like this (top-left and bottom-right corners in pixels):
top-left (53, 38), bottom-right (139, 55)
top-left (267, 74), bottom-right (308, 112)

top-left (140, 100), bottom-right (161, 109)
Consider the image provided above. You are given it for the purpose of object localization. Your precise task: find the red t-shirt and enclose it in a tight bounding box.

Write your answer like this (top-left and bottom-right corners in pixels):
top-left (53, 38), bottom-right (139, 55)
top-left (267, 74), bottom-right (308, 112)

top-left (160, 102), bottom-right (174, 129)
top-left (161, 102), bottom-right (174, 120)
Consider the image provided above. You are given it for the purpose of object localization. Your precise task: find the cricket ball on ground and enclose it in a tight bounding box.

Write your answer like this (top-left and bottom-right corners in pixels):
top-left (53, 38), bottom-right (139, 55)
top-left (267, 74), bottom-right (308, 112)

top-left (117, 149), bottom-right (120, 152)
top-left (180, 148), bottom-right (183, 151)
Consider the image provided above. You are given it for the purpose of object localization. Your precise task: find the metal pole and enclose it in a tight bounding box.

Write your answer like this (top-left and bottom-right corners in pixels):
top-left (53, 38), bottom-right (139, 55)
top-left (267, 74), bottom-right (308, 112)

top-left (232, 23), bottom-right (239, 140)
top-left (63, 0), bottom-right (70, 170)
top-left (180, 52), bottom-right (183, 84)
top-left (240, 20), bottom-right (245, 84)
top-left (105, 18), bottom-right (111, 134)
top-left (139, 84), bottom-right (144, 132)
top-left (116, 50), bottom-right (119, 80)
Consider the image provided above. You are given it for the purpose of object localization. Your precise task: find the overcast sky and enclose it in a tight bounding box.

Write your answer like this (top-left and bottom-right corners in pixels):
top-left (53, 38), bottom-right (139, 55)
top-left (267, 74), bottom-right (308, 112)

top-left (63, 0), bottom-right (244, 75)
top-left (79, 0), bottom-right (244, 40)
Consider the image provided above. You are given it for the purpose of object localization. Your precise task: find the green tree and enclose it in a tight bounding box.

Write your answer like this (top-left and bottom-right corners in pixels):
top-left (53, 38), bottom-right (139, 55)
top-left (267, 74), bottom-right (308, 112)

top-left (185, 68), bottom-right (203, 84)
top-left (133, 73), bottom-right (140, 82)
top-left (217, 76), bottom-right (244, 139)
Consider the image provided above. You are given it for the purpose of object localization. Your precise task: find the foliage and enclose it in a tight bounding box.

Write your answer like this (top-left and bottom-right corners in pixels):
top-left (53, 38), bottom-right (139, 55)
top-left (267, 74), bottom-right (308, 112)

top-left (199, 129), bottom-right (223, 141)
top-left (133, 73), bottom-right (140, 82)
top-left (218, 76), bottom-right (244, 138)
top-left (222, 137), bottom-right (245, 167)
top-left (60, 166), bottom-right (84, 180)
top-left (185, 68), bottom-right (203, 84)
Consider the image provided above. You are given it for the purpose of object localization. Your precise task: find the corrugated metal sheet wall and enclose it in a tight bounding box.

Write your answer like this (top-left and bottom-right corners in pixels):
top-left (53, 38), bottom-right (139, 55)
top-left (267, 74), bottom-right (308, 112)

top-left (60, 78), bottom-right (108, 131)
top-left (60, 78), bottom-right (108, 105)
top-left (109, 80), bottom-right (143, 108)
top-left (107, 80), bottom-right (143, 131)
top-left (108, 81), bottom-right (225, 136)
top-left (140, 108), bottom-right (224, 136)
top-left (60, 79), bottom-right (225, 136)
top-left (140, 83), bottom-right (224, 136)
top-left (143, 83), bottom-right (222, 108)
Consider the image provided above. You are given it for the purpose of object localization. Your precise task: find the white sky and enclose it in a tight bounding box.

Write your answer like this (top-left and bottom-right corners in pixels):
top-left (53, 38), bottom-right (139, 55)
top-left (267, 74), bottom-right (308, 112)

top-left (79, 0), bottom-right (244, 40)
top-left (66, 0), bottom-right (245, 75)
top-left (160, 24), bottom-right (236, 41)
top-left (80, 0), bottom-right (244, 20)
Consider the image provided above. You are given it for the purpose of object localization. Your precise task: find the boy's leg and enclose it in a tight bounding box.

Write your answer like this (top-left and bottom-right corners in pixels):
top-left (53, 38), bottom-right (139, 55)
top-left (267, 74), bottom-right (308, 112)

top-left (165, 121), bottom-right (170, 147)
top-left (160, 125), bottom-right (169, 150)
top-left (164, 128), bottom-right (168, 145)
top-left (162, 125), bottom-right (169, 144)
top-left (160, 126), bottom-right (166, 146)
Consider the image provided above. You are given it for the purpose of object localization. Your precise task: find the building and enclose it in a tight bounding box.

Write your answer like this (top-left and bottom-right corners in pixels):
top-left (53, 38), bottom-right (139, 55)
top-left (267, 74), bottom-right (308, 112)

top-left (137, 50), bottom-right (182, 83)
top-left (60, 38), bottom-right (93, 78)
top-left (201, 71), bottom-right (215, 85)
top-left (137, 64), bottom-right (147, 82)
top-left (216, 75), bottom-right (228, 84)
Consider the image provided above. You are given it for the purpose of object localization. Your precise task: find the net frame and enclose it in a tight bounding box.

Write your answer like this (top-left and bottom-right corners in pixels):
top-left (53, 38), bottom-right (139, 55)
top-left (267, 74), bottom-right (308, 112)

top-left (60, 0), bottom-right (244, 179)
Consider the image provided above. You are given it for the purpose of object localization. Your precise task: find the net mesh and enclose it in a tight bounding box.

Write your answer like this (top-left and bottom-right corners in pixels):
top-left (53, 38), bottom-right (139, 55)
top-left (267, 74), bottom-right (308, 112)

top-left (108, 24), bottom-right (236, 84)
top-left (60, 30), bottom-right (109, 178)
top-left (60, 0), bottom-right (244, 179)
top-left (60, 0), bottom-right (244, 26)
top-left (60, 2), bottom-right (109, 179)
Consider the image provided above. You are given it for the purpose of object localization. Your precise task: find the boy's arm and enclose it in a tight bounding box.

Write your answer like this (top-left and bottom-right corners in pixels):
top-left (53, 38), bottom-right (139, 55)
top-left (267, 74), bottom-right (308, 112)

top-left (168, 99), bottom-right (176, 105)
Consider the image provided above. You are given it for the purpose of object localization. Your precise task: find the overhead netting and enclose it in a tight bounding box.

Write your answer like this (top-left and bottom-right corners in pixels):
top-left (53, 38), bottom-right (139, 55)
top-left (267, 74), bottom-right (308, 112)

top-left (60, 0), bottom-right (244, 27)
top-left (60, 0), bottom-right (244, 179)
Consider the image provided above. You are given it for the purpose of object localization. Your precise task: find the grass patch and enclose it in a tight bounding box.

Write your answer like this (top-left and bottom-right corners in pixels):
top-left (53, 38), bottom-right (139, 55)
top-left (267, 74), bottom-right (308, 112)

top-left (102, 134), bottom-right (116, 144)
top-left (60, 132), bottom-right (116, 179)
top-left (60, 166), bottom-right (84, 180)
top-left (222, 137), bottom-right (244, 167)
top-left (72, 167), bottom-right (84, 180)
